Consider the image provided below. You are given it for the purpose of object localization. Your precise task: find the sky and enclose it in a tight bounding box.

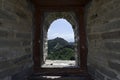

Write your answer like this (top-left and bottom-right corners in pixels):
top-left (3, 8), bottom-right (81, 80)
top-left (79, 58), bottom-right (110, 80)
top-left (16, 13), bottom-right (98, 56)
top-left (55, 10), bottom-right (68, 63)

top-left (47, 18), bottom-right (75, 42)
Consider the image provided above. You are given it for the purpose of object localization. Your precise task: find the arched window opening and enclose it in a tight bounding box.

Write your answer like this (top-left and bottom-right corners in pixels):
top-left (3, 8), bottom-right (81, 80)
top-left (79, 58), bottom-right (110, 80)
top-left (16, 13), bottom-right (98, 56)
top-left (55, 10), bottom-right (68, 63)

top-left (42, 18), bottom-right (77, 68)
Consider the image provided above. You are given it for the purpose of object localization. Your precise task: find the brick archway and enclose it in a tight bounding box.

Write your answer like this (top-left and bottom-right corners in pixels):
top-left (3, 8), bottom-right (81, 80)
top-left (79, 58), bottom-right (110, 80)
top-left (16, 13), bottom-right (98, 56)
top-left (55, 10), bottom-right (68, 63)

top-left (31, 0), bottom-right (90, 77)
top-left (42, 12), bottom-right (80, 66)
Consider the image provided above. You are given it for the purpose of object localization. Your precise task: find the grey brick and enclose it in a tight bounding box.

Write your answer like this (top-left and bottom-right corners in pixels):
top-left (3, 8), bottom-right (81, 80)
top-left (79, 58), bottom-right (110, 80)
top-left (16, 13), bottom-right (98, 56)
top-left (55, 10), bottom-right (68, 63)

top-left (0, 30), bottom-right (8, 38)
top-left (109, 61), bottom-right (120, 72)
top-left (25, 47), bottom-right (32, 53)
top-left (107, 78), bottom-right (112, 80)
top-left (0, 21), bottom-right (2, 26)
top-left (107, 52), bottom-right (120, 61)
top-left (0, 60), bottom-right (12, 69)
top-left (93, 20), bottom-right (120, 33)
top-left (0, 39), bottom-right (21, 47)
top-left (102, 31), bottom-right (120, 39)
top-left (0, 64), bottom-right (23, 78)
top-left (97, 66), bottom-right (117, 78)
top-left (88, 34), bottom-right (101, 40)
top-left (95, 71), bottom-right (105, 80)
top-left (12, 67), bottom-right (32, 80)
top-left (0, 0), bottom-right (33, 80)
top-left (0, 0), bottom-right (2, 9)
top-left (16, 33), bottom-right (31, 39)
top-left (104, 42), bottom-right (120, 52)
top-left (15, 10), bottom-right (27, 18)
top-left (22, 40), bottom-right (31, 46)
top-left (1, 76), bottom-right (12, 80)
top-left (13, 54), bottom-right (32, 64)
top-left (0, 9), bottom-right (17, 20)
top-left (88, 65), bottom-right (96, 76)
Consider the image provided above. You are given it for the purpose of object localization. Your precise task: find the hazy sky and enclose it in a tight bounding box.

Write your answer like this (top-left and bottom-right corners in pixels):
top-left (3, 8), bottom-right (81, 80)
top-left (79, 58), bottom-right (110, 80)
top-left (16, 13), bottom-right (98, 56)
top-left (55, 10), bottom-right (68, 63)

top-left (47, 18), bottom-right (74, 42)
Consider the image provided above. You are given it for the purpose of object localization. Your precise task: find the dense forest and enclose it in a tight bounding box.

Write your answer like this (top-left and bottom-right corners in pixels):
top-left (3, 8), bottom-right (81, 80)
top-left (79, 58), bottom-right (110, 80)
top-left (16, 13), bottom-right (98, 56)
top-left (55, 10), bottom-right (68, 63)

top-left (47, 37), bottom-right (75, 60)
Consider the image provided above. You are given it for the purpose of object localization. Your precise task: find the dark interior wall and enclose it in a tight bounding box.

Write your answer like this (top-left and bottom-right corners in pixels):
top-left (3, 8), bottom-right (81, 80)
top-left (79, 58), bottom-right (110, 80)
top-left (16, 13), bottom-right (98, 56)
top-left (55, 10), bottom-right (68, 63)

top-left (0, 0), bottom-right (33, 80)
top-left (87, 0), bottom-right (120, 80)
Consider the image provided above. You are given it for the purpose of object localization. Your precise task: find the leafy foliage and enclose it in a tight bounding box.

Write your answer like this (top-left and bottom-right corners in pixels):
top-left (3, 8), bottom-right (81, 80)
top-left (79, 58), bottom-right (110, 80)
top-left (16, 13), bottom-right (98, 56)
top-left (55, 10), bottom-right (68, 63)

top-left (47, 37), bottom-right (75, 60)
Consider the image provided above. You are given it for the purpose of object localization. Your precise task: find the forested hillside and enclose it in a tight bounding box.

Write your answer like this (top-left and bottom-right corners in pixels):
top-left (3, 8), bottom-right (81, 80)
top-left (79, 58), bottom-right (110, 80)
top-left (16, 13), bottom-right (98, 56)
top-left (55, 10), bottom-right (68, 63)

top-left (47, 37), bottom-right (75, 60)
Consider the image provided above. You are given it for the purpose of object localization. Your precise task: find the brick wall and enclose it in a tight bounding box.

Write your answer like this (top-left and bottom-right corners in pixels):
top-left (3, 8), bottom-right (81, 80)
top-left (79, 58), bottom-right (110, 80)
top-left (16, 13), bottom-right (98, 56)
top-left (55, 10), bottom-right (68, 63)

top-left (42, 12), bottom-right (80, 66)
top-left (87, 0), bottom-right (120, 80)
top-left (0, 0), bottom-right (33, 80)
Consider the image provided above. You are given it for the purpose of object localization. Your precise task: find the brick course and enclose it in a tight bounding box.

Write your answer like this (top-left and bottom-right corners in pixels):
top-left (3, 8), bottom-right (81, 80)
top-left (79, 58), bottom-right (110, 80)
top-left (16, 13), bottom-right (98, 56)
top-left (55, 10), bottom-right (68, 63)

top-left (0, 0), bottom-right (33, 79)
top-left (87, 0), bottom-right (120, 80)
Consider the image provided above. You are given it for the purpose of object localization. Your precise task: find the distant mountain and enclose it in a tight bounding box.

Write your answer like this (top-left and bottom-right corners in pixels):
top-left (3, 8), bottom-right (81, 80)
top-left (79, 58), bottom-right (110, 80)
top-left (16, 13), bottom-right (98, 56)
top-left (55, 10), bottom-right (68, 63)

top-left (48, 37), bottom-right (69, 52)
top-left (47, 37), bottom-right (75, 60)
top-left (69, 42), bottom-right (75, 45)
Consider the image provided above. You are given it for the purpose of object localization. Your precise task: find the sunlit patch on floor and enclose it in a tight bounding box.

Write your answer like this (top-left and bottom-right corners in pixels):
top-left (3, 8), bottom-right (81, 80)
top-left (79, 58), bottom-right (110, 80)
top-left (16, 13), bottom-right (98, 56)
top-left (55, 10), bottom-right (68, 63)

top-left (42, 60), bottom-right (76, 68)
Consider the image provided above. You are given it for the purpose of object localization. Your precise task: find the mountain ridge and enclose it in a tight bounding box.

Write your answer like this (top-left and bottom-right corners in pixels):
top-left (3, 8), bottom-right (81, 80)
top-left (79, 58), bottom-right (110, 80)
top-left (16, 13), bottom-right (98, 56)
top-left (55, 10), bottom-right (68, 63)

top-left (47, 37), bottom-right (75, 60)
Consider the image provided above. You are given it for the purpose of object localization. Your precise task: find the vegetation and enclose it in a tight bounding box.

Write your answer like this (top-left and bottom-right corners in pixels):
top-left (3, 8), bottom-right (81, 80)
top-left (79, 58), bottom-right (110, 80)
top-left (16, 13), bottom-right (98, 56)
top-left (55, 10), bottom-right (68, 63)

top-left (47, 37), bottom-right (75, 60)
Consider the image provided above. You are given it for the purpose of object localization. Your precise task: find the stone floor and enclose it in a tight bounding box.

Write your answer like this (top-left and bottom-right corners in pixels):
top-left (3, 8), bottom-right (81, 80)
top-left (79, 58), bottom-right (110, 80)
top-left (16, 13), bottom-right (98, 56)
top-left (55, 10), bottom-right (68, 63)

top-left (29, 60), bottom-right (93, 80)
top-left (41, 60), bottom-right (76, 68)
top-left (30, 76), bottom-right (88, 80)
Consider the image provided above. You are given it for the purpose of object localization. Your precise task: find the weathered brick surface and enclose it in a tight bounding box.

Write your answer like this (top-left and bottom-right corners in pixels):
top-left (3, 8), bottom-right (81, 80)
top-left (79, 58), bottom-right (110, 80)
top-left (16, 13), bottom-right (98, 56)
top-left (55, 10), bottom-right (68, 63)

top-left (108, 61), bottom-right (120, 72)
top-left (97, 66), bottom-right (117, 79)
top-left (0, 29), bottom-right (8, 38)
top-left (88, 33), bottom-right (101, 40)
top-left (87, 0), bottom-right (120, 80)
top-left (107, 52), bottom-right (120, 61)
top-left (12, 67), bottom-right (32, 80)
top-left (0, 39), bottom-right (21, 47)
top-left (91, 20), bottom-right (120, 33)
top-left (95, 71), bottom-right (105, 80)
top-left (0, 9), bottom-right (17, 20)
top-left (16, 32), bottom-right (32, 39)
top-left (102, 31), bottom-right (120, 39)
top-left (0, 0), bottom-right (3, 9)
top-left (1, 76), bottom-right (12, 80)
top-left (22, 40), bottom-right (31, 46)
top-left (0, 0), bottom-right (33, 79)
top-left (104, 42), bottom-right (120, 52)
top-left (1, 0), bottom-right (120, 80)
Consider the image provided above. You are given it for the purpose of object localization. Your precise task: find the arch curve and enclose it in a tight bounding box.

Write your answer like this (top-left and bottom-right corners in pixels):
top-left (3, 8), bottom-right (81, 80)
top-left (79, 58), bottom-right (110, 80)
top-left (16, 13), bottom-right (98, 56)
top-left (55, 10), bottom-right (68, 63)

top-left (48, 18), bottom-right (75, 42)
top-left (43, 12), bottom-right (78, 31)
top-left (42, 12), bottom-right (80, 66)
